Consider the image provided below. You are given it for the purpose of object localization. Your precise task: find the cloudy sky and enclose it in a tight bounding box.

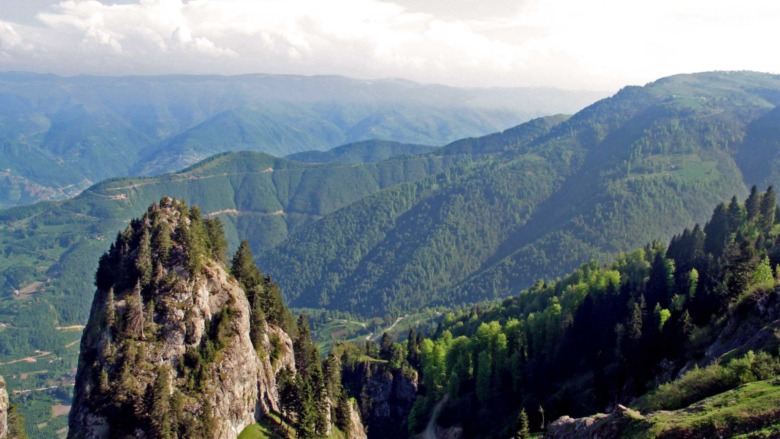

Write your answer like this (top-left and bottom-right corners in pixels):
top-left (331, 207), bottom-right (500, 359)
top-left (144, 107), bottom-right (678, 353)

top-left (0, 0), bottom-right (778, 90)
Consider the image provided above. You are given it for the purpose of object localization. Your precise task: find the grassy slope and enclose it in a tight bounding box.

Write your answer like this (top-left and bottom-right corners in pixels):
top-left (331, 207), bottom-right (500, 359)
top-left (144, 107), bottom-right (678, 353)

top-left (616, 379), bottom-right (780, 438)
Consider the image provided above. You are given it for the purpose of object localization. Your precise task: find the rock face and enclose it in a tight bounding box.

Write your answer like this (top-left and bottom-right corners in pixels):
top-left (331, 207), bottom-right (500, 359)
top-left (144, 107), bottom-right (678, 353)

top-left (346, 399), bottom-right (368, 439)
top-left (352, 363), bottom-right (418, 439)
top-left (68, 198), bottom-right (296, 439)
top-left (545, 405), bottom-right (644, 439)
top-left (0, 375), bottom-right (8, 439)
top-left (703, 288), bottom-right (780, 364)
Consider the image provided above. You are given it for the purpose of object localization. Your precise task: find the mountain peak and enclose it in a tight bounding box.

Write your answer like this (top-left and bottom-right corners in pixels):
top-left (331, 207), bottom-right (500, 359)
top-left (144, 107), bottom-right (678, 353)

top-left (69, 198), bottom-right (296, 438)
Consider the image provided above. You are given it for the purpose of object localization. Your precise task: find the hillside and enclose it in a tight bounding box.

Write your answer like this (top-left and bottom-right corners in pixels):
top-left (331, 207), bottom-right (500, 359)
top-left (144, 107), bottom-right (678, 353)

top-left (397, 187), bottom-right (780, 438)
top-left (0, 118), bottom-right (559, 433)
top-left (285, 140), bottom-right (437, 164)
top-left (0, 72), bottom-right (604, 208)
top-left (260, 71), bottom-right (780, 315)
top-left (0, 149), bottom-right (472, 351)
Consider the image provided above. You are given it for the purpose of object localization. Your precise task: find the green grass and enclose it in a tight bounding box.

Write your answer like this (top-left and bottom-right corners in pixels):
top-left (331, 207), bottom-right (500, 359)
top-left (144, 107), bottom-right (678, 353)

top-left (626, 379), bottom-right (780, 438)
top-left (238, 423), bottom-right (281, 439)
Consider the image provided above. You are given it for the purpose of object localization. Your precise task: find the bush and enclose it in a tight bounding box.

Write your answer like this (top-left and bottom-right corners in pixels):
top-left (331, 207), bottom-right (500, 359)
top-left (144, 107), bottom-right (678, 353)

top-left (638, 350), bottom-right (780, 412)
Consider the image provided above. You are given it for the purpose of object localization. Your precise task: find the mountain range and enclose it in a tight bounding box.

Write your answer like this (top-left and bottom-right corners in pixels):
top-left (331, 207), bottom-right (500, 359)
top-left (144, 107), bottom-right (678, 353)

top-left (0, 72), bottom-right (604, 209)
top-left (3, 71), bottom-right (780, 435)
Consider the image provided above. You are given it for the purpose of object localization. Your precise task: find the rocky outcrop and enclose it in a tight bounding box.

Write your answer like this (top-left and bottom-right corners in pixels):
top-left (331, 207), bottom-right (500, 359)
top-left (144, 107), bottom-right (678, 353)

top-left (703, 288), bottom-right (780, 364)
top-left (0, 375), bottom-right (8, 439)
top-left (545, 405), bottom-right (645, 439)
top-left (352, 363), bottom-right (418, 439)
top-left (68, 198), bottom-right (297, 439)
top-left (346, 399), bottom-right (368, 439)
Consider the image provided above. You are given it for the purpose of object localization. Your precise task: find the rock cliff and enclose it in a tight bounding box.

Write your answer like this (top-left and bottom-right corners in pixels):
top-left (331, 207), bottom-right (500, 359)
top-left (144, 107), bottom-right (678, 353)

top-left (350, 362), bottom-right (418, 439)
top-left (68, 198), bottom-right (298, 438)
top-left (0, 375), bottom-right (7, 439)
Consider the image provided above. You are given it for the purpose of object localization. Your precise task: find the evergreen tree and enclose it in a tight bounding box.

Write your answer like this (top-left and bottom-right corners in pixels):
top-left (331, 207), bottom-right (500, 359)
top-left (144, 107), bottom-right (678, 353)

top-left (379, 332), bottom-right (393, 361)
top-left (205, 218), bottom-right (228, 263)
top-left (105, 287), bottom-right (116, 329)
top-left (152, 220), bottom-right (172, 263)
top-left (125, 280), bottom-right (145, 339)
top-left (476, 350), bottom-right (492, 403)
top-left (704, 203), bottom-right (730, 257)
top-left (250, 296), bottom-right (265, 351)
top-left (231, 240), bottom-right (262, 290)
top-left (148, 366), bottom-right (172, 439)
top-left (516, 408), bottom-right (530, 439)
top-left (135, 228), bottom-right (153, 287)
top-left (760, 186), bottom-right (777, 233)
top-left (745, 185), bottom-right (762, 222)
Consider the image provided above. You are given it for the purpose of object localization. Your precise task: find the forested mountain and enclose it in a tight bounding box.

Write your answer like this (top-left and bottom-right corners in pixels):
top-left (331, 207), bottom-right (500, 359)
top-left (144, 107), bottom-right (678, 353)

top-left (261, 71), bottom-right (780, 315)
top-left (0, 149), bottom-right (477, 358)
top-left (0, 118), bottom-right (560, 433)
top-left (285, 140), bottom-right (437, 164)
top-left (394, 187), bottom-right (780, 438)
top-left (0, 72), bottom-right (603, 208)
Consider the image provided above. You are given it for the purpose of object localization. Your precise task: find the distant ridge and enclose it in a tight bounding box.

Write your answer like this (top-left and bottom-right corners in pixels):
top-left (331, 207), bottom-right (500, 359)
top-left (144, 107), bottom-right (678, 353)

top-left (0, 71), bottom-right (605, 208)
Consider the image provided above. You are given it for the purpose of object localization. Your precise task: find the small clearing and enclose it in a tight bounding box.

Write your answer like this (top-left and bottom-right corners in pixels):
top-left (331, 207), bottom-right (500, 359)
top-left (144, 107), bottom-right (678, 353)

top-left (55, 325), bottom-right (85, 331)
top-left (52, 405), bottom-right (71, 418)
top-left (14, 281), bottom-right (46, 300)
top-left (0, 351), bottom-right (51, 366)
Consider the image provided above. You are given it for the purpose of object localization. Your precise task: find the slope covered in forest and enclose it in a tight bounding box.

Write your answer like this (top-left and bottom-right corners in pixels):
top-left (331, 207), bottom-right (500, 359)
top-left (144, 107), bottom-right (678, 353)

top-left (261, 71), bottom-right (780, 315)
top-left (285, 140), bottom-right (437, 164)
top-left (396, 187), bottom-right (780, 438)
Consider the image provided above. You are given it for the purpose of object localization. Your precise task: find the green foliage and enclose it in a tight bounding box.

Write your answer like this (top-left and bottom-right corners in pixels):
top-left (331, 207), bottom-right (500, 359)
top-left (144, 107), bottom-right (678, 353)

top-left (265, 73), bottom-right (780, 316)
top-left (286, 140), bottom-right (437, 164)
top-left (637, 351), bottom-right (780, 412)
top-left (516, 408), bottom-right (530, 439)
top-left (407, 187), bottom-right (780, 437)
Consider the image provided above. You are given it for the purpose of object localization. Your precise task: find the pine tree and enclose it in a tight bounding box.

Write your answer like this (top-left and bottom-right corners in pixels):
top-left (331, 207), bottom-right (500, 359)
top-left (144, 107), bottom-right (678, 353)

top-left (105, 287), bottom-right (116, 329)
top-left (205, 218), bottom-right (228, 263)
top-left (760, 186), bottom-right (777, 233)
top-left (135, 228), bottom-right (153, 287)
top-left (704, 202), bottom-right (730, 257)
top-left (152, 220), bottom-right (172, 263)
top-left (476, 350), bottom-right (492, 403)
top-left (125, 280), bottom-right (145, 340)
top-left (294, 314), bottom-right (319, 376)
top-left (250, 295), bottom-right (265, 351)
top-left (516, 408), bottom-right (530, 439)
top-left (746, 185), bottom-right (762, 222)
top-left (231, 240), bottom-right (262, 291)
top-left (149, 366), bottom-right (172, 439)
top-left (379, 332), bottom-right (393, 361)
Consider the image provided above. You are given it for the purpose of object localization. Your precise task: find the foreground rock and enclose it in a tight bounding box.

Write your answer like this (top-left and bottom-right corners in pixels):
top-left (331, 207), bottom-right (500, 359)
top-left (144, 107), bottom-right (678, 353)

top-left (545, 405), bottom-right (645, 439)
top-left (68, 198), bottom-right (298, 438)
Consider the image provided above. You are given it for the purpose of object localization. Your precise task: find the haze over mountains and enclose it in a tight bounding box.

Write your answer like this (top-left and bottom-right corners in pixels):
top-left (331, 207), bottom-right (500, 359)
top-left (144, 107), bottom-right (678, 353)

top-left (0, 72), bottom-right (605, 209)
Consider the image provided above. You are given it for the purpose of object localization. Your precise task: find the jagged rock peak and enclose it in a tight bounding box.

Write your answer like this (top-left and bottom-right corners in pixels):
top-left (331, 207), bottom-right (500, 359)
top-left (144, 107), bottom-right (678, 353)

top-left (68, 198), bottom-right (296, 439)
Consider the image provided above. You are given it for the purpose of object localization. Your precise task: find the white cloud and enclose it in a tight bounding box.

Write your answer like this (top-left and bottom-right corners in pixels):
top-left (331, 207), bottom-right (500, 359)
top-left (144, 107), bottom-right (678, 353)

top-left (0, 0), bottom-right (777, 89)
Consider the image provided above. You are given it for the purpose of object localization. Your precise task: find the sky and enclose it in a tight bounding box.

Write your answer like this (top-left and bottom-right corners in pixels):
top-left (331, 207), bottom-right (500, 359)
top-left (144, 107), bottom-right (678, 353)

top-left (0, 0), bottom-right (778, 90)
